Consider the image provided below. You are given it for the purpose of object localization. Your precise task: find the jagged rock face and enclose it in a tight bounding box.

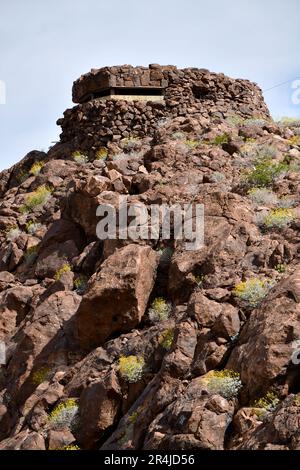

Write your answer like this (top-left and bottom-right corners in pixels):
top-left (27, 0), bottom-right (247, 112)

top-left (0, 65), bottom-right (300, 450)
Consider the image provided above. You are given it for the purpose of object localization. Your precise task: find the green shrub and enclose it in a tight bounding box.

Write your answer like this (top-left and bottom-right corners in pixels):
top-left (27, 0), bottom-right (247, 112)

top-left (72, 151), bottom-right (89, 164)
top-left (120, 136), bottom-right (140, 150)
top-left (148, 297), bottom-right (171, 323)
top-left (248, 188), bottom-right (278, 205)
top-left (213, 133), bottom-right (230, 146)
top-left (260, 208), bottom-right (294, 229)
top-left (6, 226), bottom-right (21, 242)
top-left (234, 278), bottom-right (272, 307)
top-left (253, 392), bottom-right (280, 420)
top-left (294, 395), bottom-right (300, 406)
top-left (32, 367), bottom-right (52, 386)
top-left (25, 220), bottom-right (42, 234)
top-left (202, 370), bottom-right (242, 399)
top-left (48, 399), bottom-right (79, 431)
top-left (61, 445), bottom-right (80, 451)
top-left (30, 161), bottom-right (44, 176)
top-left (95, 148), bottom-right (108, 160)
top-left (184, 139), bottom-right (200, 149)
top-left (289, 135), bottom-right (300, 146)
top-left (54, 263), bottom-right (71, 281)
top-left (275, 263), bottom-right (286, 274)
top-left (159, 329), bottom-right (175, 351)
top-left (20, 185), bottom-right (52, 213)
top-left (74, 275), bottom-right (88, 295)
top-left (118, 355), bottom-right (145, 383)
top-left (246, 159), bottom-right (288, 187)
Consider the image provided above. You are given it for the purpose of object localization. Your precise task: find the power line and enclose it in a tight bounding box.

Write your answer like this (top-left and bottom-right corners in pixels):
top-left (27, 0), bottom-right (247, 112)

top-left (263, 77), bottom-right (300, 93)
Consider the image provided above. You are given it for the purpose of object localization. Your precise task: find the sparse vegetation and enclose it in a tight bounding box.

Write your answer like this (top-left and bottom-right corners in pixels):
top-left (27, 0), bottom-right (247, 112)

top-left (184, 139), bottom-right (200, 149)
top-left (202, 370), bottom-right (242, 399)
top-left (95, 148), bottom-right (108, 160)
top-left (54, 263), bottom-right (71, 281)
top-left (246, 159), bottom-right (288, 187)
top-left (148, 297), bottom-right (171, 323)
top-left (234, 278), bottom-right (272, 307)
top-left (120, 136), bottom-right (141, 150)
top-left (211, 171), bottom-right (225, 183)
top-left (48, 399), bottom-right (79, 431)
top-left (32, 367), bottom-right (52, 386)
top-left (213, 133), bottom-right (230, 146)
top-left (253, 392), bottom-right (280, 420)
top-left (275, 263), bottom-right (286, 274)
top-left (61, 445), bottom-right (80, 451)
top-left (159, 328), bottom-right (175, 351)
top-left (26, 220), bottom-right (42, 234)
top-left (30, 161), bottom-right (44, 176)
top-left (118, 355), bottom-right (145, 383)
top-left (6, 226), bottom-right (21, 242)
top-left (20, 185), bottom-right (52, 213)
top-left (74, 275), bottom-right (88, 294)
top-left (72, 151), bottom-right (89, 164)
top-left (259, 208), bottom-right (294, 230)
top-left (248, 188), bottom-right (278, 205)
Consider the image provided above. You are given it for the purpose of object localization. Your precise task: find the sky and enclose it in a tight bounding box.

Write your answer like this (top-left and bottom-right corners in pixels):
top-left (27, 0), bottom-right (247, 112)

top-left (0, 0), bottom-right (299, 171)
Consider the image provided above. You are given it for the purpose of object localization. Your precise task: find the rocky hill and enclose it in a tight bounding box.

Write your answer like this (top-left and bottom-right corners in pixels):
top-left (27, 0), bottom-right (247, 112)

top-left (0, 65), bottom-right (300, 450)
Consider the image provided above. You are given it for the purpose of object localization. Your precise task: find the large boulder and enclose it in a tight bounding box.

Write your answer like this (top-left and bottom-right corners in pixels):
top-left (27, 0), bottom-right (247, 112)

top-left (75, 244), bottom-right (158, 349)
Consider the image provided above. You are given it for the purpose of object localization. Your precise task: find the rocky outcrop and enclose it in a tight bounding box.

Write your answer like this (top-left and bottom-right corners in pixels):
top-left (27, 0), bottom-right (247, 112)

top-left (0, 64), bottom-right (300, 450)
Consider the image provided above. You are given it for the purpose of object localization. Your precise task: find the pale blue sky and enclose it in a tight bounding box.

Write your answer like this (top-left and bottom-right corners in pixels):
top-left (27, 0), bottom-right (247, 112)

top-left (0, 0), bottom-right (299, 171)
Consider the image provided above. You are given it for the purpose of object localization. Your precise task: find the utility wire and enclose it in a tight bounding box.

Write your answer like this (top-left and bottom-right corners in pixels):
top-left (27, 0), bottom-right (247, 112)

top-left (263, 77), bottom-right (300, 92)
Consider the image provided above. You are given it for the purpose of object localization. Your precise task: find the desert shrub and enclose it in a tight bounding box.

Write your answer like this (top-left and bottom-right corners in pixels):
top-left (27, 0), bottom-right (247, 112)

top-left (211, 171), bottom-right (226, 183)
top-left (243, 118), bottom-right (269, 128)
top-left (213, 133), bottom-right (230, 146)
top-left (184, 139), bottom-right (200, 149)
top-left (194, 274), bottom-right (205, 288)
top-left (120, 136), bottom-right (140, 150)
top-left (277, 196), bottom-right (295, 209)
top-left (246, 159), bottom-right (288, 187)
top-left (278, 117), bottom-right (300, 127)
top-left (6, 226), bottom-right (21, 242)
top-left (289, 135), bottom-right (300, 146)
top-left (48, 399), bottom-right (79, 431)
top-left (148, 297), bottom-right (171, 323)
top-left (294, 395), bottom-right (300, 406)
top-left (95, 148), bottom-right (108, 160)
top-left (32, 367), bottom-right (52, 386)
top-left (54, 263), bottom-right (71, 281)
top-left (275, 263), bottom-right (286, 274)
top-left (20, 185), bottom-right (52, 213)
top-left (61, 445), bottom-right (80, 451)
top-left (128, 411), bottom-right (139, 424)
top-left (25, 220), bottom-right (42, 234)
top-left (72, 151), bottom-right (89, 164)
top-left (202, 370), bottom-right (242, 399)
top-left (247, 188), bottom-right (278, 205)
top-left (74, 275), bottom-right (88, 295)
top-left (234, 278), bottom-right (272, 307)
top-left (260, 208), bottom-right (294, 229)
top-left (24, 246), bottom-right (39, 266)
top-left (172, 131), bottom-right (185, 140)
top-left (30, 161), bottom-right (44, 176)
top-left (253, 392), bottom-right (280, 420)
top-left (118, 355), bottom-right (145, 383)
top-left (159, 329), bottom-right (175, 351)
